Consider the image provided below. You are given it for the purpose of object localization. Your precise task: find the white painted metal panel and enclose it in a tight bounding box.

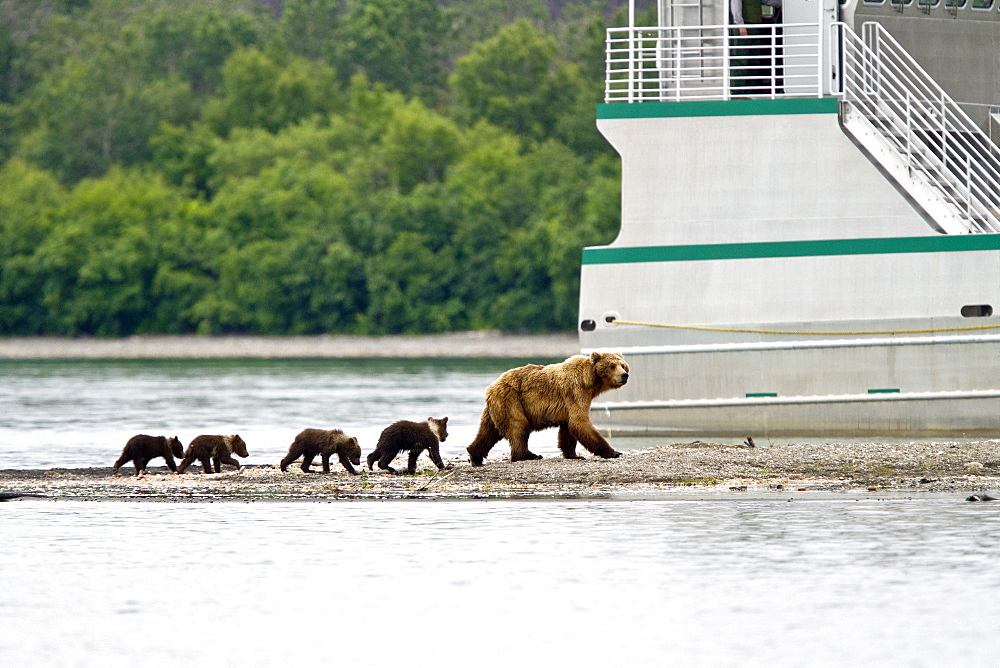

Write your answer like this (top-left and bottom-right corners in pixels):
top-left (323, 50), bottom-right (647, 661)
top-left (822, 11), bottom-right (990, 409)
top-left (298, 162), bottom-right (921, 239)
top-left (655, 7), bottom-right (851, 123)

top-left (598, 112), bottom-right (933, 247)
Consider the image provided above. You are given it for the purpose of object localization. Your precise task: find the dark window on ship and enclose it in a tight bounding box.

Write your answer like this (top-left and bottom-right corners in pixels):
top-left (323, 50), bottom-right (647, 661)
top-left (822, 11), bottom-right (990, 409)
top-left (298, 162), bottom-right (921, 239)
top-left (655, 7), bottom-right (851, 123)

top-left (971, 0), bottom-right (992, 8)
top-left (961, 304), bottom-right (993, 317)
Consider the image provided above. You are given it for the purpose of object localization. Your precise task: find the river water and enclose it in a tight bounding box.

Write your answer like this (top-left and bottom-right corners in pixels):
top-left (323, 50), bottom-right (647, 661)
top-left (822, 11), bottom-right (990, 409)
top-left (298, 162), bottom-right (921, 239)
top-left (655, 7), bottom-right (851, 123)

top-left (0, 358), bottom-right (562, 469)
top-left (2, 359), bottom-right (999, 666)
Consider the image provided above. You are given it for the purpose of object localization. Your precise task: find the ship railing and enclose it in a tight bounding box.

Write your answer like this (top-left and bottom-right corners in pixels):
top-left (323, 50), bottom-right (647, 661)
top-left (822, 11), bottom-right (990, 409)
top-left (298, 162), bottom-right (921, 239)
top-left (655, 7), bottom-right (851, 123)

top-left (834, 21), bottom-right (1000, 232)
top-left (605, 23), bottom-right (824, 103)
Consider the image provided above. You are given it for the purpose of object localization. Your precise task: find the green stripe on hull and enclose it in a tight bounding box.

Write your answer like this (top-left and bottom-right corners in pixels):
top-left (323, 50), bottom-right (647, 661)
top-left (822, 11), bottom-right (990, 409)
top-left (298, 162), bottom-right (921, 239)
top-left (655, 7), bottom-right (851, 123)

top-left (596, 97), bottom-right (839, 119)
top-left (582, 235), bottom-right (1000, 265)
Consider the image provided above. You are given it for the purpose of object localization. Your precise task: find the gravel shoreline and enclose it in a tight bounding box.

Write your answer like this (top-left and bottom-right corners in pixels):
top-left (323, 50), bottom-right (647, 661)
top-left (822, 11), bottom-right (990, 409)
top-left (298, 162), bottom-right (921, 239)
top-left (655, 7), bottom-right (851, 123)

top-left (0, 332), bottom-right (579, 359)
top-left (3, 440), bottom-right (999, 501)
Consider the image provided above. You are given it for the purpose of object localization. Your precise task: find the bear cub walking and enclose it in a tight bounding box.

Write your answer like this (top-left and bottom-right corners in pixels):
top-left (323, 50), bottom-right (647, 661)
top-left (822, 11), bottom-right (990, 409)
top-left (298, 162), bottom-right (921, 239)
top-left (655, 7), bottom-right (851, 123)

top-left (113, 434), bottom-right (184, 476)
top-left (280, 428), bottom-right (362, 474)
top-left (177, 434), bottom-right (249, 474)
top-left (367, 417), bottom-right (449, 474)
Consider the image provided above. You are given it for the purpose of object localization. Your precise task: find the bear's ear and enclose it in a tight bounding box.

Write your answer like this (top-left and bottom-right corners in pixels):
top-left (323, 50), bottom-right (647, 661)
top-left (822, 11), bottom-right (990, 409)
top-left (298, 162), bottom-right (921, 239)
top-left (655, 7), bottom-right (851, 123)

top-left (590, 351), bottom-right (603, 363)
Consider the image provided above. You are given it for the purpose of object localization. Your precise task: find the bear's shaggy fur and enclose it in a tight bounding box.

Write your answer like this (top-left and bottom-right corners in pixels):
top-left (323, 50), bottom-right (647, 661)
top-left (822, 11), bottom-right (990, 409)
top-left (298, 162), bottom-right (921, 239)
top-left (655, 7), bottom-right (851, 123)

top-left (113, 434), bottom-right (184, 476)
top-left (177, 434), bottom-right (249, 474)
top-left (367, 417), bottom-right (449, 474)
top-left (280, 428), bottom-right (362, 474)
top-left (467, 351), bottom-right (629, 466)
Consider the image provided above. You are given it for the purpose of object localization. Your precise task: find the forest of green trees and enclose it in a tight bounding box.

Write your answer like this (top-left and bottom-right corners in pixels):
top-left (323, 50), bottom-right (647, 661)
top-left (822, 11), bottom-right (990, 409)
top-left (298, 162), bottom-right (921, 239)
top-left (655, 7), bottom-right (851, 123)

top-left (0, 0), bottom-right (653, 337)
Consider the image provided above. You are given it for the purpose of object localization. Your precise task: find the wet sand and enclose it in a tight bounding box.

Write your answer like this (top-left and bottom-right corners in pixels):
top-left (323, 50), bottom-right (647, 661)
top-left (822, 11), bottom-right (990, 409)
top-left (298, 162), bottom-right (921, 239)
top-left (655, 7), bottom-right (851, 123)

top-left (3, 440), bottom-right (999, 501)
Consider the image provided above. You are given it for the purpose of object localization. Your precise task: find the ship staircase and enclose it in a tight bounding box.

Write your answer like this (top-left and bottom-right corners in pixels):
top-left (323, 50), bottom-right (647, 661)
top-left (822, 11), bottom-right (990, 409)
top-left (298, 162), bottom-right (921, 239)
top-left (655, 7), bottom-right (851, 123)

top-left (837, 22), bottom-right (1000, 234)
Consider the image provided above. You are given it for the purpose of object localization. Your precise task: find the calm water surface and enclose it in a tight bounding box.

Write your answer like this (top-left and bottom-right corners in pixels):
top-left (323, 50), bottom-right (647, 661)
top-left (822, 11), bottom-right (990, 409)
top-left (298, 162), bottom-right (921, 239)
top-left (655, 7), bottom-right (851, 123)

top-left (2, 500), bottom-right (999, 666)
top-left (2, 360), bottom-right (999, 666)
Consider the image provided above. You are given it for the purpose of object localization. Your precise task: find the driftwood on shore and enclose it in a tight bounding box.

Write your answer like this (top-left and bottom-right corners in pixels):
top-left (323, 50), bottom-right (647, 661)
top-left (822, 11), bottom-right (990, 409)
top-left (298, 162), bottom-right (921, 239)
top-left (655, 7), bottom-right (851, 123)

top-left (2, 442), bottom-right (998, 501)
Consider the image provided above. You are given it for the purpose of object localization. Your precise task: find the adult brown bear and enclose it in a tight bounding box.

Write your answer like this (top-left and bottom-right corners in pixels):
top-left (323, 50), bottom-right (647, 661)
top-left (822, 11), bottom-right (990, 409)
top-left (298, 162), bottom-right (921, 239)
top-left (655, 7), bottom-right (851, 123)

top-left (177, 434), bottom-right (249, 474)
top-left (467, 352), bottom-right (629, 466)
top-left (112, 434), bottom-right (184, 475)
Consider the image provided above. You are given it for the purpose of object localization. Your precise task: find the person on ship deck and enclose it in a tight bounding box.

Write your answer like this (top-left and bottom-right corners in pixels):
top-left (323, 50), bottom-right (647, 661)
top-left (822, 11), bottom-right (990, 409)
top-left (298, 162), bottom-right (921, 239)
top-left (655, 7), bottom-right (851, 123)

top-left (730, 0), bottom-right (784, 95)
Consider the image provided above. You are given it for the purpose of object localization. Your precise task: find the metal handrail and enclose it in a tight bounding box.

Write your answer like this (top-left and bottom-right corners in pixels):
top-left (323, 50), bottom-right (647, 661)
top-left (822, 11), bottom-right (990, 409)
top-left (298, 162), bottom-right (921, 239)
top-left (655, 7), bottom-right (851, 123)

top-left (605, 23), bottom-right (823, 103)
top-left (835, 21), bottom-right (1000, 232)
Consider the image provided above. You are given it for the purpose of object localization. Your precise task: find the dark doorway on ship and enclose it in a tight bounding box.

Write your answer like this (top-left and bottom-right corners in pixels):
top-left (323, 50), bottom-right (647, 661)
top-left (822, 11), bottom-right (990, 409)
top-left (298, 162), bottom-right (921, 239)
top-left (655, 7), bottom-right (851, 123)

top-left (730, 0), bottom-right (784, 96)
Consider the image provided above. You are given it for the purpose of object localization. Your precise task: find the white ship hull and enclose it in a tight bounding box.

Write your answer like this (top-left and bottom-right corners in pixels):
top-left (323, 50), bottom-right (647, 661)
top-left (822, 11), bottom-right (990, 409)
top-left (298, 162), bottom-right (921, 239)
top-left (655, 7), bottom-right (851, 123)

top-left (591, 335), bottom-right (1000, 438)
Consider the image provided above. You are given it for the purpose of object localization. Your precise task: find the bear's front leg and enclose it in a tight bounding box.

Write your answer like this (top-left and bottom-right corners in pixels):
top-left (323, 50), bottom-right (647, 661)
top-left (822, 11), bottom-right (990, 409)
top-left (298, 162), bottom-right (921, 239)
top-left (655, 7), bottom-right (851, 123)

top-left (568, 410), bottom-right (620, 459)
top-left (336, 452), bottom-right (359, 475)
top-left (427, 444), bottom-right (450, 470)
top-left (557, 424), bottom-right (584, 459)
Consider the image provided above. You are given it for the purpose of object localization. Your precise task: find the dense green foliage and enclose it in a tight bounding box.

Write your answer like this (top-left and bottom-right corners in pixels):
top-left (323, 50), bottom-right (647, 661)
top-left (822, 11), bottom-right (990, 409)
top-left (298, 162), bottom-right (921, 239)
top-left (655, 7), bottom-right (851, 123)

top-left (0, 0), bottom-right (634, 336)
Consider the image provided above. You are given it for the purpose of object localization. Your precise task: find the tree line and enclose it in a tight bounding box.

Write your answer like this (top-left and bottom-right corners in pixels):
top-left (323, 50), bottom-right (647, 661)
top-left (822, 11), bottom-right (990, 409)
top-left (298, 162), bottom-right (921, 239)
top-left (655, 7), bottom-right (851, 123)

top-left (0, 0), bottom-right (653, 336)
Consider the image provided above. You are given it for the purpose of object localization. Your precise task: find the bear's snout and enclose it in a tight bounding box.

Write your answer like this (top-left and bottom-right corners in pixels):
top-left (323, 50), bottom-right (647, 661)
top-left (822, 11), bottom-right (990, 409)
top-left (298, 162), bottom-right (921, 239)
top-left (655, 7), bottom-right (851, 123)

top-left (620, 371), bottom-right (629, 384)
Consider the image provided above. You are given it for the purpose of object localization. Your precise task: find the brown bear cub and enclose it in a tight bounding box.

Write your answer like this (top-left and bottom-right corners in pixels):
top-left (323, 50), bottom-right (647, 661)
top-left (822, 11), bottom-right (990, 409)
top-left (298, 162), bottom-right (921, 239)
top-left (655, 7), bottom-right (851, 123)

top-left (467, 351), bottom-right (629, 466)
top-left (367, 417), bottom-right (449, 474)
top-left (280, 429), bottom-right (362, 474)
top-left (113, 434), bottom-right (184, 476)
top-left (177, 434), bottom-right (249, 474)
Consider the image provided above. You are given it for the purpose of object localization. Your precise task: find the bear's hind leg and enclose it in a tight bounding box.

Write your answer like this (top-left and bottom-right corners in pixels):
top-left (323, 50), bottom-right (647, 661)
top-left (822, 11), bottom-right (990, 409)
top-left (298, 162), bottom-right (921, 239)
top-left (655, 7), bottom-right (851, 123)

top-left (467, 411), bottom-right (503, 466)
top-left (406, 449), bottom-right (421, 474)
top-left (377, 449), bottom-right (400, 474)
top-left (508, 425), bottom-right (542, 462)
top-left (279, 448), bottom-right (299, 472)
top-left (216, 455), bottom-right (241, 472)
top-left (176, 453), bottom-right (194, 474)
top-left (112, 452), bottom-right (131, 475)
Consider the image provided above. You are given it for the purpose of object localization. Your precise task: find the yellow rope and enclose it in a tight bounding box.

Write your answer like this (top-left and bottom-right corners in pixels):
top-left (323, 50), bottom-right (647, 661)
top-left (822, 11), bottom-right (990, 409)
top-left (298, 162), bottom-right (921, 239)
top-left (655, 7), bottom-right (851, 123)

top-left (608, 318), bottom-right (1000, 336)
